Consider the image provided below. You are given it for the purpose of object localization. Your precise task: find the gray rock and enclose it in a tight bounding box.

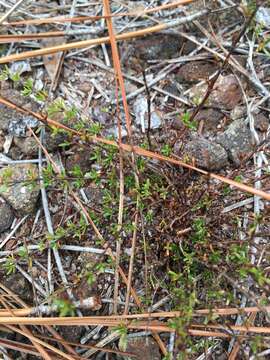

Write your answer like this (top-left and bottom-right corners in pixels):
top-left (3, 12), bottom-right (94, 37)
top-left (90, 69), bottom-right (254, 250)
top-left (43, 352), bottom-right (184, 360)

top-left (8, 116), bottom-right (39, 137)
top-left (194, 108), bottom-right (224, 132)
top-left (216, 119), bottom-right (254, 165)
top-left (132, 34), bottom-right (185, 60)
top-left (1, 272), bottom-right (32, 302)
top-left (44, 132), bottom-right (69, 150)
top-left (176, 61), bottom-right (219, 83)
top-left (134, 96), bottom-right (162, 132)
top-left (190, 75), bottom-right (242, 110)
top-left (180, 138), bottom-right (228, 171)
top-left (230, 105), bottom-right (246, 121)
top-left (256, 7), bottom-right (270, 29)
top-left (254, 113), bottom-right (269, 132)
top-left (0, 164), bottom-right (39, 215)
top-left (0, 198), bottom-right (14, 233)
top-left (0, 89), bottom-right (28, 131)
top-left (9, 61), bottom-right (31, 76)
top-left (121, 34), bottom-right (195, 69)
top-left (58, 326), bottom-right (84, 343)
top-left (0, 104), bottom-right (17, 131)
top-left (13, 137), bottom-right (37, 156)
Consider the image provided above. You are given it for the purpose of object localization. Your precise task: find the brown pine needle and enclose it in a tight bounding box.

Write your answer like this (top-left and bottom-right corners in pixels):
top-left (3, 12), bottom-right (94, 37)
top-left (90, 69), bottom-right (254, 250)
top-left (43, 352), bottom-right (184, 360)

top-left (0, 10), bottom-right (208, 64)
top-left (3, 0), bottom-right (193, 26)
top-left (0, 95), bottom-right (269, 201)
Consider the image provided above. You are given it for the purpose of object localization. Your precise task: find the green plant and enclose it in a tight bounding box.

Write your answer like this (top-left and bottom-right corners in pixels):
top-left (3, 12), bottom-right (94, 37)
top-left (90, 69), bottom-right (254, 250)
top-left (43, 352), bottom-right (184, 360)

top-left (140, 179), bottom-right (151, 199)
top-left (0, 65), bottom-right (21, 82)
top-left (53, 299), bottom-right (75, 317)
top-left (42, 163), bottom-right (54, 188)
top-left (46, 227), bottom-right (66, 248)
top-left (114, 324), bottom-right (128, 351)
top-left (35, 90), bottom-right (48, 102)
top-left (0, 65), bottom-right (10, 81)
top-left (66, 216), bottom-right (87, 240)
top-left (226, 243), bottom-right (248, 265)
top-left (18, 246), bottom-right (28, 259)
top-left (86, 272), bottom-right (96, 286)
top-left (3, 256), bottom-right (16, 275)
top-left (161, 144), bottom-right (172, 157)
top-left (85, 169), bottom-right (100, 185)
top-left (191, 217), bottom-right (207, 244)
top-left (181, 112), bottom-right (197, 130)
top-left (70, 165), bottom-right (84, 188)
top-left (87, 122), bottom-right (102, 135)
top-left (21, 78), bottom-right (33, 97)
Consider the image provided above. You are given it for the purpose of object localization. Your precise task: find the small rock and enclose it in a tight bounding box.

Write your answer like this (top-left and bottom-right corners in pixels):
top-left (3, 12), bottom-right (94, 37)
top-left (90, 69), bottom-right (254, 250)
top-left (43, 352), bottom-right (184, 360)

top-left (230, 105), bottom-right (246, 121)
top-left (194, 108), bottom-right (224, 132)
top-left (133, 34), bottom-right (185, 60)
top-left (65, 146), bottom-right (92, 173)
top-left (0, 104), bottom-right (18, 131)
top-left (8, 116), bottom-right (39, 137)
top-left (0, 164), bottom-right (39, 215)
top-left (134, 96), bottom-right (162, 132)
top-left (171, 117), bottom-right (186, 131)
top-left (13, 137), bottom-right (37, 156)
top-left (78, 81), bottom-right (92, 93)
top-left (122, 34), bottom-right (195, 68)
top-left (92, 106), bottom-right (111, 124)
top-left (9, 61), bottom-right (31, 76)
top-left (190, 74), bottom-right (242, 110)
top-left (0, 197), bottom-right (14, 233)
top-left (256, 7), bottom-right (270, 28)
top-left (254, 113), bottom-right (269, 132)
top-left (58, 326), bottom-right (84, 343)
top-left (1, 272), bottom-right (32, 302)
top-left (176, 61), bottom-right (219, 83)
top-left (83, 185), bottom-right (103, 206)
top-left (216, 119), bottom-right (254, 165)
top-left (118, 337), bottom-right (161, 360)
top-left (44, 131), bottom-right (70, 152)
top-left (179, 138), bottom-right (228, 171)
top-left (0, 89), bottom-right (28, 131)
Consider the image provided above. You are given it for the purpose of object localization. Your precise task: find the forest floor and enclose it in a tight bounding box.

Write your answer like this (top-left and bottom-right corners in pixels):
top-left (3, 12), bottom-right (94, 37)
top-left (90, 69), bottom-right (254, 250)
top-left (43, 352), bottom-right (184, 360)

top-left (0, 0), bottom-right (270, 359)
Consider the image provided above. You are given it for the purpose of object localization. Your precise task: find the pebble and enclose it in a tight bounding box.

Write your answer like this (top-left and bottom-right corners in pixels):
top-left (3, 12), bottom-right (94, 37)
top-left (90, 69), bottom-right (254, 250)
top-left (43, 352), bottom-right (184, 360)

top-left (0, 164), bottom-right (39, 215)
top-left (1, 272), bottom-right (32, 302)
top-left (0, 197), bottom-right (14, 233)
top-left (176, 61), bottom-right (219, 83)
top-left (254, 113), bottom-right (269, 132)
top-left (190, 74), bottom-right (242, 110)
top-left (216, 119), bottom-right (254, 166)
top-left (194, 108), bottom-right (224, 132)
top-left (65, 146), bottom-right (93, 173)
top-left (182, 138), bottom-right (228, 171)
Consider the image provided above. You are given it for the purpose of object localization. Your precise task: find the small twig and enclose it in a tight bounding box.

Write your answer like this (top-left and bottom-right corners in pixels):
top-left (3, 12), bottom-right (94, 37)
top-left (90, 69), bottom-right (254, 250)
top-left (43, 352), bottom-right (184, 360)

top-left (142, 70), bottom-right (152, 150)
top-left (124, 208), bottom-right (139, 314)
